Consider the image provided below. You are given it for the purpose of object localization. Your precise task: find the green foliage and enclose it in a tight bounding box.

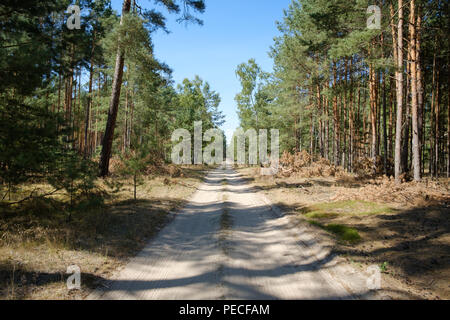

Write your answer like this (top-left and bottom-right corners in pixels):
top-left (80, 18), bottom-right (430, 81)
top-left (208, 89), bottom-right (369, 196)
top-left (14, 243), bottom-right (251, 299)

top-left (380, 261), bottom-right (389, 273)
top-left (235, 59), bottom-right (272, 131)
top-left (119, 149), bottom-right (148, 200)
top-left (48, 152), bottom-right (97, 205)
top-left (0, 96), bottom-right (65, 191)
top-left (175, 76), bottom-right (224, 131)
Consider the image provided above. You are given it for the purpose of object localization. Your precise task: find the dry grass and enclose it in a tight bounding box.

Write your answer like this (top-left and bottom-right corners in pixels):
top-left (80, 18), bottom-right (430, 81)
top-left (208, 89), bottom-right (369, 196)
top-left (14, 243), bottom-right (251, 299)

top-left (0, 165), bottom-right (209, 300)
top-left (237, 166), bottom-right (450, 300)
top-left (332, 176), bottom-right (450, 207)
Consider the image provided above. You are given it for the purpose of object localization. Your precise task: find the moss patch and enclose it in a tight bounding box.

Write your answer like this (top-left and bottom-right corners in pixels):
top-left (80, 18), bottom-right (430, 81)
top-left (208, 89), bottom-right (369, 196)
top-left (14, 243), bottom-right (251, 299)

top-left (308, 221), bottom-right (361, 244)
top-left (301, 200), bottom-right (395, 219)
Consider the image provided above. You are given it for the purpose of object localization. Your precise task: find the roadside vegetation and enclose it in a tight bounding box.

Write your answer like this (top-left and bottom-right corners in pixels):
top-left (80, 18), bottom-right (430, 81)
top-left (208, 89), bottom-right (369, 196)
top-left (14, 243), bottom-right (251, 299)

top-left (237, 156), bottom-right (449, 300)
top-left (0, 164), bottom-right (208, 300)
top-left (0, 0), bottom-right (217, 300)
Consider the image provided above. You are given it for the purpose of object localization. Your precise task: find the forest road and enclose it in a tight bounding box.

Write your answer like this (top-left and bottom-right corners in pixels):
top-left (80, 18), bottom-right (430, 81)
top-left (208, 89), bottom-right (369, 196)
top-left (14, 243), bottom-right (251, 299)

top-left (88, 164), bottom-right (386, 300)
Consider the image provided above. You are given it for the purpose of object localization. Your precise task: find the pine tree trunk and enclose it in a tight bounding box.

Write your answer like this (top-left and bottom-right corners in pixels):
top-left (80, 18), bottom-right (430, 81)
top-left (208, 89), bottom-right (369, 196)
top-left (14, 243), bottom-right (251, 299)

top-left (388, 78), bottom-right (394, 164)
top-left (349, 59), bottom-right (354, 172)
top-left (416, 13), bottom-right (424, 174)
top-left (94, 73), bottom-right (101, 153)
top-left (57, 71), bottom-right (62, 116)
top-left (394, 0), bottom-right (404, 183)
top-left (343, 59), bottom-right (348, 170)
top-left (369, 62), bottom-right (377, 171)
top-left (325, 96), bottom-right (329, 160)
top-left (124, 85), bottom-right (128, 154)
top-left (128, 91), bottom-right (134, 150)
top-left (84, 33), bottom-right (96, 157)
top-left (447, 62), bottom-right (450, 178)
top-left (382, 72), bottom-right (388, 174)
top-left (431, 50), bottom-right (437, 176)
top-left (357, 84), bottom-right (361, 160)
top-left (434, 67), bottom-right (440, 178)
top-left (134, 173), bottom-right (137, 200)
top-left (409, 0), bottom-right (421, 181)
top-left (379, 34), bottom-right (387, 174)
top-left (332, 63), bottom-right (339, 166)
top-left (317, 84), bottom-right (323, 157)
top-left (99, 0), bottom-right (132, 177)
top-left (78, 71), bottom-right (82, 151)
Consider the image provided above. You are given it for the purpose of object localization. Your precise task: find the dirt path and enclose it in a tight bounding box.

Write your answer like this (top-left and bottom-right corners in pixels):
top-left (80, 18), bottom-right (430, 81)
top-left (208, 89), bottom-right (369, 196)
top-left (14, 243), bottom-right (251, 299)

top-left (88, 165), bottom-right (389, 300)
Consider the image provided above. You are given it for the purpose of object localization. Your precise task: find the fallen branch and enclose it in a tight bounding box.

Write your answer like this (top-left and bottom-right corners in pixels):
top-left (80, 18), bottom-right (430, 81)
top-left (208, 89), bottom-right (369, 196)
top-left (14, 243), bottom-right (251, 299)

top-left (0, 188), bottom-right (62, 207)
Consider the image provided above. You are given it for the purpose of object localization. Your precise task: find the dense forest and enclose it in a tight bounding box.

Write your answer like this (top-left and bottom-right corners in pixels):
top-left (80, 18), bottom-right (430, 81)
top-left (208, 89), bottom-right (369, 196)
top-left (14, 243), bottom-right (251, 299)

top-left (0, 0), bottom-right (224, 200)
top-left (236, 0), bottom-right (449, 182)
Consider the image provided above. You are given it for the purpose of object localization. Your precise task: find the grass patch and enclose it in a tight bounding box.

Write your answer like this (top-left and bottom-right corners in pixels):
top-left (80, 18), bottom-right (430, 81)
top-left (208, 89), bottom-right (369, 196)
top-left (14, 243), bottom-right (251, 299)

top-left (301, 200), bottom-right (395, 219)
top-left (308, 220), bottom-right (361, 244)
top-left (325, 224), bottom-right (361, 243)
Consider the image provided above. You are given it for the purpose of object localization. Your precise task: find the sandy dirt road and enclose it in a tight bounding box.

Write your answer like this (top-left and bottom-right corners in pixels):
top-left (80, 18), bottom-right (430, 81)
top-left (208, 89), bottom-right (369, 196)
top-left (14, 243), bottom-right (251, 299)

top-left (88, 165), bottom-right (384, 300)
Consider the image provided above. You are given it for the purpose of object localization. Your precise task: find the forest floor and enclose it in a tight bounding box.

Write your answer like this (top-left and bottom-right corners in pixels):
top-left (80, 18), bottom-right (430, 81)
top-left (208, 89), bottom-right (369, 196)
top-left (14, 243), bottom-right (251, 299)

top-left (0, 165), bottom-right (209, 300)
top-left (237, 167), bottom-right (450, 300)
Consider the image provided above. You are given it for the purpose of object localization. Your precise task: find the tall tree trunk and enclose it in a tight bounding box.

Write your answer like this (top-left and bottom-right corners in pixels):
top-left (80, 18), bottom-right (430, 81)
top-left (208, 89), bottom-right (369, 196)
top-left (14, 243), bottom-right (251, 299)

top-left (369, 62), bottom-right (377, 171)
top-left (382, 71), bottom-right (388, 174)
top-left (317, 84), bottom-right (323, 157)
top-left (94, 73), bottom-right (101, 153)
top-left (332, 63), bottom-right (339, 166)
top-left (394, 0), bottom-right (404, 183)
top-left (349, 58), bottom-right (354, 171)
top-left (402, 31), bottom-right (412, 174)
top-left (434, 67), bottom-right (440, 178)
top-left (128, 90), bottom-right (134, 150)
top-left (325, 96), bottom-right (329, 160)
top-left (99, 0), bottom-right (132, 177)
top-left (416, 13), bottom-right (424, 175)
top-left (57, 71), bottom-right (62, 116)
top-left (123, 84), bottom-right (129, 153)
top-left (357, 83), bottom-right (361, 160)
top-left (84, 33), bottom-right (96, 157)
top-left (447, 58), bottom-right (450, 178)
top-left (78, 70), bottom-right (82, 151)
top-left (431, 50), bottom-right (437, 176)
top-left (409, 0), bottom-right (421, 181)
top-left (343, 59), bottom-right (348, 170)
top-left (388, 77), bottom-right (394, 165)
top-left (380, 34), bottom-right (388, 174)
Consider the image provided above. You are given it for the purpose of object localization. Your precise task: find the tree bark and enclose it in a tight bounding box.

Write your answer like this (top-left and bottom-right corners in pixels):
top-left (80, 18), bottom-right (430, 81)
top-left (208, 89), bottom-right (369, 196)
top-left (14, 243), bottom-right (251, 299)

top-left (325, 96), bottom-right (329, 160)
top-left (369, 61), bottom-right (377, 171)
top-left (409, 0), bottom-right (421, 181)
top-left (394, 0), bottom-right (404, 183)
top-left (84, 32), bottom-right (96, 157)
top-left (99, 0), bottom-right (132, 177)
top-left (416, 12), bottom-right (424, 175)
top-left (434, 67), bottom-right (440, 178)
top-left (447, 58), bottom-right (450, 178)
top-left (349, 59), bottom-right (354, 172)
top-left (332, 63), bottom-right (339, 166)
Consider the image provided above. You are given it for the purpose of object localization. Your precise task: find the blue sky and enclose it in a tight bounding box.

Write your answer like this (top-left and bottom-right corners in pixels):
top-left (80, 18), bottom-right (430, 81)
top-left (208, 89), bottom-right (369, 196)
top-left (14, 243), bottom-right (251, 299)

top-left (111, 0), bottom-right (292, 139)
